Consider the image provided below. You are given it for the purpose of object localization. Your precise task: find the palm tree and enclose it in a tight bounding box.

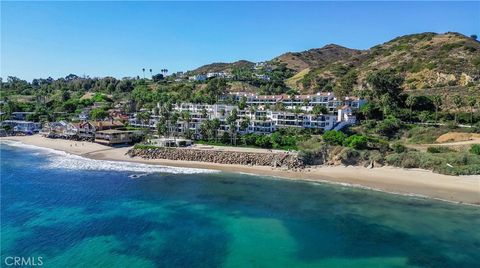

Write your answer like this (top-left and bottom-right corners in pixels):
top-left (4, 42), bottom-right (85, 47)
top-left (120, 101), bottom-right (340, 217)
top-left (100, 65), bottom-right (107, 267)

top-left (211, 118), bottom-right (221, 143)
top-left (226, 109), bottom-right (238, 145)
top-left (432, 95), bottom-right (442, 124)
top-left (156, 119), bottom-right (167, 137)
top-left (160, 106), bottom-right (171, 137)
top-left (380, 94), bottom-right (393, 119)
top-left (149, 69), bottom-right (153, 78)
top-left (170, 112), bottom-right (179, 141)
top-left (405, 95), bottom-right (417, 122)
top-left (467, 96), bottom-right (477, 125)
top-left (200, 119), bottom-right (212, 141)
top-left (452, 95), bottom-right (463, 124)
top-left (294, 106), bottom-right (302, 126)
top-left (240, 118), bottom-right (250, 133)
top-left (142, 68), bottom-right (145, 79)
top-left (181, 111), bottom-right (191, 137)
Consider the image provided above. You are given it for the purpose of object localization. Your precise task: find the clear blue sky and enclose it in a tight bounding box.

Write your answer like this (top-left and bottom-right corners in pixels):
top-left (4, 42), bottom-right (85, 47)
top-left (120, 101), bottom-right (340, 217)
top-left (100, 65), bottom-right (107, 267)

top-left (2, 1), bottom-right (479, 81)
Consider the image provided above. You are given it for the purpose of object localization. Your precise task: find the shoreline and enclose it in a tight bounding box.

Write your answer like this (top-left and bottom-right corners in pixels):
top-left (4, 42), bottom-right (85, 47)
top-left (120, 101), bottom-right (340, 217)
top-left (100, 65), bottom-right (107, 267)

top-left (2, 135), bottom-right (479, 205)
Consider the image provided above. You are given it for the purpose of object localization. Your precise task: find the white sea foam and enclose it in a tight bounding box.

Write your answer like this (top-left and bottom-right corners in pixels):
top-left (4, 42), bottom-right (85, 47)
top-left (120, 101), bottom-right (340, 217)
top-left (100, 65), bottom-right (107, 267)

top-left (129, 173), bottom-right (149, 179)
top-left (1, 140), bottom-right (218, 175)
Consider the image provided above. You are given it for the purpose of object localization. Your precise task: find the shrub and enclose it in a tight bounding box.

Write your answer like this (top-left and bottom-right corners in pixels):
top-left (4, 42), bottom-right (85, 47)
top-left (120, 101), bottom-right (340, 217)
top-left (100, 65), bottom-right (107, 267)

top-left (406, 126), bottom-right (449, 144)
top-left (391, 142), bottom-right (407, 153)
top-left (375, 117), bottom-right (403, 139)
top-left (322, 131), bottom-right (346, 146)
top-left (134, 144), bottom-right (159, 149)
top-left (338, 147), bottom-right (360, 166)
top-left (470, 144), bottom-right (480, 155)
top-left (385, 151), bottom-right (480, 175)
top-left (344, 134), bottom-right (368, 150)
top-left (427, 146), bottom-right (454, 153)
top-left (255, 135), bottom-right (272, 148)
top-left (299, 144), bottom-right (328, 165)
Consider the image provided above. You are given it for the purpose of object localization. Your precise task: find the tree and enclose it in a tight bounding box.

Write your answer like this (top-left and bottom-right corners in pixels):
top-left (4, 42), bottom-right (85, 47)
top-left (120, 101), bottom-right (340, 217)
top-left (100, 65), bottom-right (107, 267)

top-left (366, 68), bottom-right (404, 103)
top-left (375, 116), bottom-right (403, 139)
top-left (170, 112), bottom-right (179, 138)
top-left (181, 111), bottom-right (191, 137)
top-left (90, 108), bottom-right (108, 120)
top-left (431, 95), bottom-right (442, 124)
top-left (200, 119), bottom-right (212, 141)
top-left (471, 34), bottom-right (478, 40)
top-left (152, 74), bottom-right (164, 82)
top-left (467, 96), bottom-right (477, 125)
top-left (205, 78), bottom-right (228, 104)
top-left (418, 111), bottom-right (430, 124)
top-left (160, 106), bottom-right (171, 137)
top-left (238, 96), bottom-right (247, 110)
top-left (156, 119), bottom-right (167, 137)
top-left (240, 118), bottom-right (250, 132)
top-left (142, 68), bottom-right (146, 79)
top-left (137, 111), bottom-right (151, 127)
top-left (201, 108), bottom-right (208, 119)
top-left (452, 95), bottom-right (463, 124)
top-left (226, 108), bottom-right (238, 145)
top-left (211, 118), bottom-right (221, 142)
top-left (380, 94), bottom-right (394, 119)
top-left (405, 95), bottom-right (417, 122)
top-left (312, 105), bottom-right (328, 116)
top-left (359, 103), bottom-right (381, 121)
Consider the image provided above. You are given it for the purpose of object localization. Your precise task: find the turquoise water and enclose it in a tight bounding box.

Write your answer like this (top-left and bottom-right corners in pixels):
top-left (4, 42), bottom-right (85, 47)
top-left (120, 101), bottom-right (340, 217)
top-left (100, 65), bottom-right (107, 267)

top-left (1, 142), bottom-right (479, 267)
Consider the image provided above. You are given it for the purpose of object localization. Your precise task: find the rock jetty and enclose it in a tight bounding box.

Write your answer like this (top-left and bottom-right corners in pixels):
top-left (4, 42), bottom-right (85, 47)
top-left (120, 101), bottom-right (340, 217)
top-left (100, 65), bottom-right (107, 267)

top-left (127, 148), bottom-right (304, 170)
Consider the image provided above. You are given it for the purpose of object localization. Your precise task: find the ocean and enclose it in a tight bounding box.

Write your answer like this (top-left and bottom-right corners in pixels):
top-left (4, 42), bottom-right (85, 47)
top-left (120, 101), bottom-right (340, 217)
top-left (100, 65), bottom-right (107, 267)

top-left (1, 141), bottom-right (479, 268)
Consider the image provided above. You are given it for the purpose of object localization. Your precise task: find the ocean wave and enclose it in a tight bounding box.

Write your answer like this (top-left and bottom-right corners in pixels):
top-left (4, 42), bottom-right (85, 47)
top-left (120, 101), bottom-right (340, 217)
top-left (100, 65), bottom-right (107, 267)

top-left (1, 140), bottom-right (218, 175)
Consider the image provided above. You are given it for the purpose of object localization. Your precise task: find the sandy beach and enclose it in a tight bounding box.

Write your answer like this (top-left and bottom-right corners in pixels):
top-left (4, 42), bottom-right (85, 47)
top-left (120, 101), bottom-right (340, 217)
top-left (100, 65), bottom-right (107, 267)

top-left (2, 135), bottom-right (479, 205)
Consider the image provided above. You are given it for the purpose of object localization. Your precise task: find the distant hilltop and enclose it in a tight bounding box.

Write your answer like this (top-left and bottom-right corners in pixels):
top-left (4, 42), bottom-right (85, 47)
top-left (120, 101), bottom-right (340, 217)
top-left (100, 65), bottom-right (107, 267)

top-left (190, 32), bottom-right (480, 93)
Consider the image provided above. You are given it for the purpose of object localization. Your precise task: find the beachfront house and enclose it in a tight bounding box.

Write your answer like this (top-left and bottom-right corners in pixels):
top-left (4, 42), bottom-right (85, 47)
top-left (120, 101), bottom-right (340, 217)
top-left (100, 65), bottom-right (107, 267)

top-left (94, 129), bottom-right (134, 145)
top-left (75, 120), bottom-right (124, 140)
top-left (41, 121), bottom-right (78, 138)
top-left (11, 112), bottom-right (34, 121)
top-left (0, 120), bottom-right (40, 134)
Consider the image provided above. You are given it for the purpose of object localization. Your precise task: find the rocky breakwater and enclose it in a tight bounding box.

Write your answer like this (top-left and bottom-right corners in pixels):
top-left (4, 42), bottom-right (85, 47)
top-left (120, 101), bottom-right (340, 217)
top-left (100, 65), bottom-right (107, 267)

top-left (127, 148), bottom-right (305, 170)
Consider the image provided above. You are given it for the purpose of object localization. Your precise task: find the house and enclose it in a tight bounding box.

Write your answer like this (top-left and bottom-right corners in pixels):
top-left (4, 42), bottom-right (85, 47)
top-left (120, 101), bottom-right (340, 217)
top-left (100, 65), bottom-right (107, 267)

top-left (41, 121), bottom-right (78, 138)
top-left (188, 74), bottom-right (207, 82)
top-left (0, 120), bottom-right (40, 134)
top-left (254, 74), bottom-right (270, 81)
top-left (337, 106), bottom-right (356, 124)
top-left (11, 112), bottom-right (34, 121)
top-left (78, 109), bottom-right (90, 121)
top-left (75, 120), bottom-right (124, 140)
top-left (91, 120), bottom-right (124, 131)
top-left (206, 72), bottom-right (228, 79)
top-left (95, 129), bottom-right (134, 145)
top-left (75, 121), bottom-right (96, 139)
top-left (150, 138), bottom-right (193, 147)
